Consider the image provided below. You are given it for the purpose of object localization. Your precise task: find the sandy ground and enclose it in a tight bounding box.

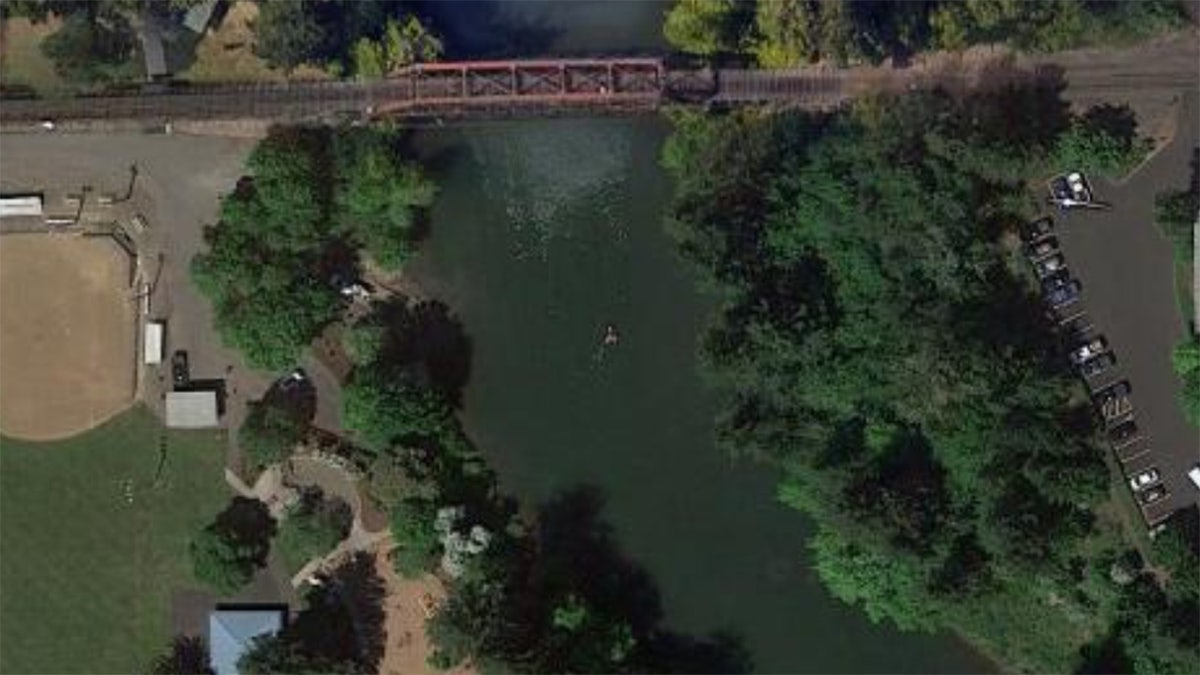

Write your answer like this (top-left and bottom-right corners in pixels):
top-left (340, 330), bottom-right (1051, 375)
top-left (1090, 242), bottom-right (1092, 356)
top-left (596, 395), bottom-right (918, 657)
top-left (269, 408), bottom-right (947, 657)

top-left (375, 548), bottom-right (474, 675)
top-left (180, 0), bottom-right (329, 83)
top-left (0, 234), bottom-right (135, 439)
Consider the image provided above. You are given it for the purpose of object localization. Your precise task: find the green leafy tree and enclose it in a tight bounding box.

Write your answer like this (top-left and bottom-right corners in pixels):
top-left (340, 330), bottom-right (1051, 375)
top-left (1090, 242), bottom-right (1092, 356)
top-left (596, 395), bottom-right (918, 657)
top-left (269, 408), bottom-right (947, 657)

top-left (238, 399), bottom-right (308, 471)
top-left (389, 497), bottom-right (441, 577)
top-left (1172, 336), bottom-right (1200, 426)
top-left (344, 318), bottom-right (387, 365)
top-left (189, 498), bottom-right (276, 595)
top-left (334, 130), bottom-right (436, 271)
top-left (253, 0), bottom-right (323, 71)
top-left (351, 37), bottom-right (386, 79)
top-left (382, 15), bottom-right (443, 69)
top-left (1155, 187), bottom-right (1198, 264)
top-left (1054, 104), bottom-right (1151, 178)
top-left (343, 369), bottom-right (454, 450)
top-left (40, 8), bottom-right (136, 84)
top-left (276, 489), bottom-right (353, 574)
top-left (663, 0), bottom-right (747, 57)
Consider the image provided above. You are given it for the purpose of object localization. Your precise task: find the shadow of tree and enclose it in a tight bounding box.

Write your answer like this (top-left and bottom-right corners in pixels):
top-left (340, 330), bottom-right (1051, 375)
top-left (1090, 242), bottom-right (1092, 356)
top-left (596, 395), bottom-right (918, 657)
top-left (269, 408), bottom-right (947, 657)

top-left (148, 634), bottom-right (213, 675)
top-left (432, 485), bottom-right (752, 673)
top-left (290, 553), bottom-right (388, 672)
top-left (535, 486), bottom-right (754, 674)
top-left (376, 298), bottom-right (473, 407)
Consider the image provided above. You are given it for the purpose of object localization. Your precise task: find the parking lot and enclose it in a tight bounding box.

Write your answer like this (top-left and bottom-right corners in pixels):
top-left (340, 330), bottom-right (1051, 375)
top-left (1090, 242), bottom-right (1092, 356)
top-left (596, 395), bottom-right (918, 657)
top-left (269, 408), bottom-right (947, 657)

top-left (1035, 93), bottom-right (1199, 526)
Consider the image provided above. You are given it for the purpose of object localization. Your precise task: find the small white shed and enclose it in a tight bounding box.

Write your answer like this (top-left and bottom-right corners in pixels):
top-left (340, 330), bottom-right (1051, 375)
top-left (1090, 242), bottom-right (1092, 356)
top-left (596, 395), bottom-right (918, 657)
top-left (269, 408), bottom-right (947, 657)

top-left (143, 321), bottom-right (164, 365)
top-left (165, 391), bottom-right (219, 428)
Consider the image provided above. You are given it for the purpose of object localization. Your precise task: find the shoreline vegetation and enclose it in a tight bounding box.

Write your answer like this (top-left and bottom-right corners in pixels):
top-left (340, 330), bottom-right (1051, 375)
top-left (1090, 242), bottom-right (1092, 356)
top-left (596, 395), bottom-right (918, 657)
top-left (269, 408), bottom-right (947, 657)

top-left (658, 79), bottom-right (1199, 673)
top-left (663, 0), bottom-right (1190, 67)
top-left (184, 125), bottom-right (754, 674)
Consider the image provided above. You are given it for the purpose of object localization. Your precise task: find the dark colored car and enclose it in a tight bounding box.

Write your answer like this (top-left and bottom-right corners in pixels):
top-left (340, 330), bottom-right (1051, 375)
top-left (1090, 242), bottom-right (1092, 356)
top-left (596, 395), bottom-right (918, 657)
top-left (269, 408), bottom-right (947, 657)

top-left (1044, 278), bottom-right (1082, 308)
top-left (1026, 236), bottom-right (1058, 259)
top-left (1079, 352), bottom-right (1116, 378)
top-left (1108, 419), bottom-right (1139, 446)
top-left (1021, 216), bottom-right (1054, 242)
top-left (1138, 484), bottom-right (1168, 506)
top-left (171, 350), bottom-right (189, 388)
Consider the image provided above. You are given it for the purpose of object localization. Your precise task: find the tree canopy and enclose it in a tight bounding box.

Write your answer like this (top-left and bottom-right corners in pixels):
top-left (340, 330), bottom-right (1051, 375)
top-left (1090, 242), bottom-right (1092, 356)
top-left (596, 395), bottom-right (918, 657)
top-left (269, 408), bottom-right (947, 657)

top-left (189, 498), bottom-right (277, 595)
top-left (661, 87), bottom-right (1198, 672)
top-left (192, 127), bottom-right (434, 371)
top-left (665, 0), bottom-right (1188, 66)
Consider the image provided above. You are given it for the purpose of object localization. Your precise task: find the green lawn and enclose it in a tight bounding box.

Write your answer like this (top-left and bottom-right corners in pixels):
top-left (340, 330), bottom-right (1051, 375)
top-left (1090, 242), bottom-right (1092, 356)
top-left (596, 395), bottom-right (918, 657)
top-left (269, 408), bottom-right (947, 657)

top-left (0, 406), bottom-right (230, 674)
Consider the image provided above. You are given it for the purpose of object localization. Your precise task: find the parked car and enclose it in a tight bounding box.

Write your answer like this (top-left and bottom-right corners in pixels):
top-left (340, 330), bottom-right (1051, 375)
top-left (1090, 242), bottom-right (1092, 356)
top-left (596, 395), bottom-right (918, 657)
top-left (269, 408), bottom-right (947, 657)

top-left (1021, 216), bottom-right (1054, 242)
top-left (1043, 276), bottom-right (1082, 308)
top-left (1048, 172), bottom-right (1094, 207)
top-left (1079, 352), bottom-right (1116, 378)
top-left (1070, 336), bottom-right (1109, 364)
top-left (279, 368), bottom-right (307, 390)
top-left (1026, 236), bottom-right (1058, 259)
top-left (1034, 253), bottom-right (1066, 278)
top-left (1108, 419), bottom-right (1139, 446)
top-left (1138, 484), bottom-right (1168, 506)
top-left (171, 350), bottom-right (189, 388)
top-left (1189, 465), bottom-right (1200, 491)
top-left (1128, 467), bottom-right (1161, 492)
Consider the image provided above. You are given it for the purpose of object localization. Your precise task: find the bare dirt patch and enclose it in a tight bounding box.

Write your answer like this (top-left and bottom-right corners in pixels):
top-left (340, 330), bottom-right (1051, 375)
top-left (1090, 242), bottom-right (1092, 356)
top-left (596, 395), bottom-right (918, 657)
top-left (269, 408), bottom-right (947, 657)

top-left (0, 234), bottom-right (135, 440)
top-left (375, 548), bottom-right (474, 675)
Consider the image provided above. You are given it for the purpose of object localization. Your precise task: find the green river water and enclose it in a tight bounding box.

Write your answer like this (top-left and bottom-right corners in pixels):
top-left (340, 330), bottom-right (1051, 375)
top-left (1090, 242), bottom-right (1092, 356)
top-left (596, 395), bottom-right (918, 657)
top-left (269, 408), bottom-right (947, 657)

top-left (408, 3), bottom-right (994, 672)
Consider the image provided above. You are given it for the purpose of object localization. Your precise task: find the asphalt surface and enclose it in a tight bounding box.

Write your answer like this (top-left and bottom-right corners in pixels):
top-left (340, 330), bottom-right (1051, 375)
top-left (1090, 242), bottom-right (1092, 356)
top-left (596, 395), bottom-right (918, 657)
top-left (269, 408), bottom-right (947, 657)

top-left (1049, 93), bottom-right (1200, 526)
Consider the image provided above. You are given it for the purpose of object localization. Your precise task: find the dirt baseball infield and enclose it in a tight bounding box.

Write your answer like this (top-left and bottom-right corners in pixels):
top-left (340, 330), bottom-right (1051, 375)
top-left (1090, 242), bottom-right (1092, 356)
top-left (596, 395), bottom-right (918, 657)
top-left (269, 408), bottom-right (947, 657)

top-left (0, 234), bottom-right (135, 440)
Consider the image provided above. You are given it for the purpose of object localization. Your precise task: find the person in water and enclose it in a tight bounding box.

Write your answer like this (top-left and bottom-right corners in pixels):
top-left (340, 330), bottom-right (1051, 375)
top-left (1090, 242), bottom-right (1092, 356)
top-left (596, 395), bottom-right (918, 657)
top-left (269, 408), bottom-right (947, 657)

top-left (603, 323), bottom-right (620, 346)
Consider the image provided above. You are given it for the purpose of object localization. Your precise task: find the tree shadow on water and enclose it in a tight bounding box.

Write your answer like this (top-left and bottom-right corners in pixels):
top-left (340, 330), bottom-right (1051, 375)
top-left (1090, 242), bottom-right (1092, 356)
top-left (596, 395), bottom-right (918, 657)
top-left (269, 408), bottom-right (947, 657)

top-left (531, 486), bottom-right (754, 674)
top-left (377, 298), bottom-right (473, 407)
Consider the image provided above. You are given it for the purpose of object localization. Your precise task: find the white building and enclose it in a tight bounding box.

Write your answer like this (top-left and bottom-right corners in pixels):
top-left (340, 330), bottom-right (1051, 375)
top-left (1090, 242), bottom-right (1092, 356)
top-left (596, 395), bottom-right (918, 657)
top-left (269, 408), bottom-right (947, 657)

top-left (165, 391), bottom-right (219, 428)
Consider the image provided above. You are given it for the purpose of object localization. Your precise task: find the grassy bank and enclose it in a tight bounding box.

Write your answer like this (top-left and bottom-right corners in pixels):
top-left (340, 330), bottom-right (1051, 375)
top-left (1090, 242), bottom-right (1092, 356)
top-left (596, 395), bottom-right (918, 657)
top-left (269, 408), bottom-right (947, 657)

top-left (0, 406), bottom-right (229, 673)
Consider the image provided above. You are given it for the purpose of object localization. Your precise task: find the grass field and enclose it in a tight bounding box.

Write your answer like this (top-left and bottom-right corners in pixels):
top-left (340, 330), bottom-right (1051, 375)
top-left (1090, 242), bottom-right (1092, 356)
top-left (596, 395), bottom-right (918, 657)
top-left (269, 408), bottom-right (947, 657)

top-left (0, 17), bottom-right (69, 95)
top-left (0, 406), bottom-right (230, 674)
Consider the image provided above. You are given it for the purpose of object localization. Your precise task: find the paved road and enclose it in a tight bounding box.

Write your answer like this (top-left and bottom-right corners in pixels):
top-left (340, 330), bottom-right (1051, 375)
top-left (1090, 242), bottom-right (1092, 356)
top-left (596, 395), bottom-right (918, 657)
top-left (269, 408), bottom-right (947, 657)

top-left (1051, 93), bottom-right (1200, 524)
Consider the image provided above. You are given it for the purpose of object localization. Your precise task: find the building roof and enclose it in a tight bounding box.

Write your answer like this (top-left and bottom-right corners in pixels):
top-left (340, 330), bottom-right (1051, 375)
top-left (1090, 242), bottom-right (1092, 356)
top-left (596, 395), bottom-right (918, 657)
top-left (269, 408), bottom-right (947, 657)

top-left (184, 0), bottom-right (220, 34)
top-left (208, 608), bottom-right (284, 675)
top-left (165, 391), bottom-right (219, 428)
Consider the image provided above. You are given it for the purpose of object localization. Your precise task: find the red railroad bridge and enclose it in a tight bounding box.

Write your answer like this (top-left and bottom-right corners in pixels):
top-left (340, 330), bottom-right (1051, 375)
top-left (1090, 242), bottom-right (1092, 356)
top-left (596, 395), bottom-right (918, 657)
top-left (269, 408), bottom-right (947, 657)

top-left (0, 57), bottom-right (847, 126)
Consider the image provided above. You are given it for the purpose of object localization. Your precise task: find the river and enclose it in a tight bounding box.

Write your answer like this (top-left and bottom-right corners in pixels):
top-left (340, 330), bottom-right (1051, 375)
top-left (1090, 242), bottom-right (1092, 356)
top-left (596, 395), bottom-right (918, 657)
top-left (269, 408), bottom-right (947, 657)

top-left (408, 3), bottom-right (992, 672)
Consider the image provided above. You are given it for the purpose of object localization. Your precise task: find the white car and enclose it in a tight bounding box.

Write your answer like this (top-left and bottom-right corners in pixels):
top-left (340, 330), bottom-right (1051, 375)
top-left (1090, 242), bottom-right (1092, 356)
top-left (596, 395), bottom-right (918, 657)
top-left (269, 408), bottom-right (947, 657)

top-left (1070, 337), bottom-right (1108, 364)
top-left (1189, 465), bottom-right (1200, 491)
top-left (1128, 467), bottom-right (1160, 491)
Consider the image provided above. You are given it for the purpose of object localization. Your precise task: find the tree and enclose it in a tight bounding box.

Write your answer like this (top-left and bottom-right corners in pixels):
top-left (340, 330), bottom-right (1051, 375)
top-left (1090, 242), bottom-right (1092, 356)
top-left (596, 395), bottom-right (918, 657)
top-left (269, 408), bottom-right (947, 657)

top-left (334, 130), bottom-right (436, 271)
top-left (191, 128), bottom-right (342, 371)
top-left (275, 489), bottom-right (353, 573)
top-left (351, 37), bottom-right (386, 79)
top-left (40, 8), bottom-right (136, 84)
top-left (1172, 336), bottom-right (1200, 426)
top-left (1053, 104), bottom-right (1151, 178)
top-left (190, 498), bottom-right (276, 595)
top-left (752, 0), bottom-right (819, 67)
top-left (382, 15), bottom-right (443, 69)
top-left (663, 0), bottom-right (747, 57)
top-left (1155, 186), bottom-right (1198, 264)
top-left (238, 399), bottom-right (308, 471)
top-left (253, 0), bottom-right (323, 71)
top-left (344, 318), bottom-right (387, 365)
top-left (342, 369), bottom-right (454, 450)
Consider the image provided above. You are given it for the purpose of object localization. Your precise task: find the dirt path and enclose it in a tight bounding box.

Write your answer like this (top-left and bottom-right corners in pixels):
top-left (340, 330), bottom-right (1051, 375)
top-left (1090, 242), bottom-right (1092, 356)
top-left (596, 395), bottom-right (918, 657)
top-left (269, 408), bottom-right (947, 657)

top-left (374, 548), bottom-right (474, 675)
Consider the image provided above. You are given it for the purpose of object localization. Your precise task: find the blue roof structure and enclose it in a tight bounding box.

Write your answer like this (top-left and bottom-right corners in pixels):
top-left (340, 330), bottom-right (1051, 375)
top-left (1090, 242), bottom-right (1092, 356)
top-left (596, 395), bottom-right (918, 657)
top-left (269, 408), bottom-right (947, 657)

top-left (208, 608), bottom-right (285, 675)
